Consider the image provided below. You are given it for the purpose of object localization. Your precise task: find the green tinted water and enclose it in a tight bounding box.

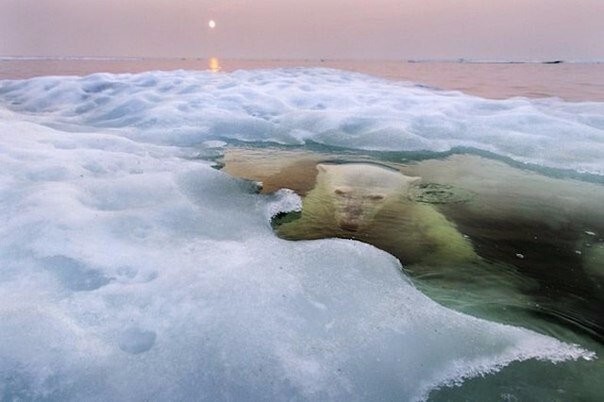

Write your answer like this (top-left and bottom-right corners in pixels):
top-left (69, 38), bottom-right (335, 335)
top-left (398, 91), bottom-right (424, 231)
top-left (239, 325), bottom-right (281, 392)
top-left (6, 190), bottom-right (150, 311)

top-left (222, 146), bottom-right (604, 401)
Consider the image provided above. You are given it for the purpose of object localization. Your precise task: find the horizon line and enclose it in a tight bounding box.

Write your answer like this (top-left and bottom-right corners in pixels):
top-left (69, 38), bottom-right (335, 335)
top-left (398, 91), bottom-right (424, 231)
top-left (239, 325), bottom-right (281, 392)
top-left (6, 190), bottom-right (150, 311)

top-left (1, 55), bottom-right (603, 64)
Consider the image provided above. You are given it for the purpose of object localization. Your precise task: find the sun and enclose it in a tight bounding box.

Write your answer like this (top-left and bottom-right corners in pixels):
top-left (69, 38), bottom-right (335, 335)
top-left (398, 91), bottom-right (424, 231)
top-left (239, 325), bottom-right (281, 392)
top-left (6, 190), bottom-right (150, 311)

top-left (208, 20), bottom-right (216, 29)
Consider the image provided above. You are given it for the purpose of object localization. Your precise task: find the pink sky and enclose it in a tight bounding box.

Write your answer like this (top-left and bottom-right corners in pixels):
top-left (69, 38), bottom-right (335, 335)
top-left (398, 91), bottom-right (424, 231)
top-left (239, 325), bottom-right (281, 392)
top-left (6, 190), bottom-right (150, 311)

top-left (1, 0), bottom-right (603, 61)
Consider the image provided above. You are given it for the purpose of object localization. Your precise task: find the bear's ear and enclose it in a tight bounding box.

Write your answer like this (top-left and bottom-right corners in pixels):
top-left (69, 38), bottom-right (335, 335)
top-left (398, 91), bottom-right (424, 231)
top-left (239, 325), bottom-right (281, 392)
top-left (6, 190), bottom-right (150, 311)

top-left (407, 176), bottom-right (422, 185)
top-left (316, 164), bottom-right (329, 173)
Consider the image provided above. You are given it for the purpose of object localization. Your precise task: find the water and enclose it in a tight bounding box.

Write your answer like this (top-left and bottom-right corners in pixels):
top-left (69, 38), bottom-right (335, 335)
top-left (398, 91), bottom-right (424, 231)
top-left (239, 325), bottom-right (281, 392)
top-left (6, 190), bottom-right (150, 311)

top-left (0, 60), bottom-right (602, 400)
top-left (224, 146), bottom-right (604, 400)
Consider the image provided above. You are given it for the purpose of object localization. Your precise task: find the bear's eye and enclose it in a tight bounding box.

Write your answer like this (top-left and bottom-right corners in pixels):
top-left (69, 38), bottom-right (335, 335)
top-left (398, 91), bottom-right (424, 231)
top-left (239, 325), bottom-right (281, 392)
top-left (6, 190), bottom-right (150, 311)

top-left (367, 194), bottom-right (384, 200)
top-left (334, 189), bottom-right (347, 196)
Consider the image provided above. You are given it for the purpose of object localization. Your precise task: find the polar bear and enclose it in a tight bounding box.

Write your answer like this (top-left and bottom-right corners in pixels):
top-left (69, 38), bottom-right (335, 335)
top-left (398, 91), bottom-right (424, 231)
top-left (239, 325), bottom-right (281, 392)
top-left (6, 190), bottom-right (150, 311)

top-left (276, 163), bottom-right (477, 266)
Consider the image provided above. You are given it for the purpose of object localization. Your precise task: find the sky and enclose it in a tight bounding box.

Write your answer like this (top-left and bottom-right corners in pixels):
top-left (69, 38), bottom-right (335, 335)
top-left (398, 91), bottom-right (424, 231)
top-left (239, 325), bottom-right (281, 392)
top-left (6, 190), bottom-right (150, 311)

top-left (1, 0), bottom-right (603, 61)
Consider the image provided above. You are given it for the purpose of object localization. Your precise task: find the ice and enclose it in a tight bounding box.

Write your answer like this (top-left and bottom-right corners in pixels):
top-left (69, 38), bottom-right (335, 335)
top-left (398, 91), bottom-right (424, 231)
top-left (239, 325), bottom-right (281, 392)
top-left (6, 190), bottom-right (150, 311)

top-left (42, 255), bottom-right (111, 291)
top-left (0, 105), bottom-right (595, 401)
top-left (118, 328), bottom-right (157, 354)
top-left (1, 68), bottom-right (603, 175)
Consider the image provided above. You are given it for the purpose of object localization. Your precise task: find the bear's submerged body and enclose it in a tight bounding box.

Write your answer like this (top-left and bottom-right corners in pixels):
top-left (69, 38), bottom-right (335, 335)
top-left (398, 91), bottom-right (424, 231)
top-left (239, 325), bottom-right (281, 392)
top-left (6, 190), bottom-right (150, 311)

top-left (222, 147), bottom-right (604, 343)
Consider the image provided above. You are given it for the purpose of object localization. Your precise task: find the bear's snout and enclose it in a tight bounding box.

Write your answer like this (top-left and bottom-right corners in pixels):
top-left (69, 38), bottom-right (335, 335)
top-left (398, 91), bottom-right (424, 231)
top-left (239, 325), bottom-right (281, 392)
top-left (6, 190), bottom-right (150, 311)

top-left (337, 204), bottom-right (364, 232)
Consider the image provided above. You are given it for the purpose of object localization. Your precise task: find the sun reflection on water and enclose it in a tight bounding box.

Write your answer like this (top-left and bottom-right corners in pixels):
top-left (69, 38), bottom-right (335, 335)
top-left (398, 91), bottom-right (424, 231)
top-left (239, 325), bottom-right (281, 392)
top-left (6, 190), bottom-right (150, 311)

top-left (209, 57), bottom-right (220, 72)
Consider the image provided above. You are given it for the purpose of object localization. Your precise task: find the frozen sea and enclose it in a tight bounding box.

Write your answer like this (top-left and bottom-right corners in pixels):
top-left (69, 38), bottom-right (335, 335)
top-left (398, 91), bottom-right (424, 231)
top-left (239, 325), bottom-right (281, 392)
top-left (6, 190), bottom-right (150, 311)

top-left (0, 58), bottom-right (603, 401)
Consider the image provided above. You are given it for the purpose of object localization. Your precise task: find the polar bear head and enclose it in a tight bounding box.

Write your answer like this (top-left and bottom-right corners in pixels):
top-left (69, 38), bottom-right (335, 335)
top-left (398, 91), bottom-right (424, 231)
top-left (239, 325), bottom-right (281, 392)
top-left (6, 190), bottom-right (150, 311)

top-left (317, 163), bottom-right (420, 232)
